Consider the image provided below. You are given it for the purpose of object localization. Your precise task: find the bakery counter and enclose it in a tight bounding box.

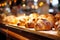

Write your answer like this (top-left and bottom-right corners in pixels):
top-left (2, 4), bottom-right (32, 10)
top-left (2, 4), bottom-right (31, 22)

top-left (0, 28), bottom-right (29, 40)
top-left (0, 24), bottom-right (60, 40)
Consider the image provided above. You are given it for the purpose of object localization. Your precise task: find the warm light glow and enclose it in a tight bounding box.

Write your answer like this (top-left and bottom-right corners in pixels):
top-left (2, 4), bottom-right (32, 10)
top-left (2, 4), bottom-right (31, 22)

top-left (35, 5), bottom-right (38, 9)
top-left (14, 0), bottom-right (17, 3)
top-left (29, 13), bottom-right (38, 19)
top-left (4, 2), bottom-right (7, 6)
top-left (22, 4), bottom-right (26, 7)
top-left (0, 4), bottom-right (1, 7)
top-left (34, 0), bottom-right (38, 2)
top-left (23, 0), bottom-right (25, 1)
top-left (39, 2), bottom-right (44, 7)
top-left (9, 1), bottom-right (12, 5)
top-left (2, 3), bottom-right (5, 6)
top-left (50, 0), bottom-right (52, 3)
top-left (31, 5), bottom-right (35, 9)
top-left (16, 14), bottom-right (26, 21)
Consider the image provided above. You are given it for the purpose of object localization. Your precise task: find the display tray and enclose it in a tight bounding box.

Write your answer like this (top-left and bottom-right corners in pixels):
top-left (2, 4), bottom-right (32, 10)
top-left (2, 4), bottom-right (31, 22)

top-left (1, 24), bottom-right (60, 40)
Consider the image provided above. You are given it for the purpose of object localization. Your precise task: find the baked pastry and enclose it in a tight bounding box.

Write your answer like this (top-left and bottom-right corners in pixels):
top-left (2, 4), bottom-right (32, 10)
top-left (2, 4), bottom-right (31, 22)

top-left (25, 18), bottom-right (36, 28)
top-left (54, 20), bottom-right (60, 30)
top-left (25, 13), bottom-right (39, 28)
top-left (25, 22), bottom-right (35, 28)
top-left (55, 13), bottom-right (60, 21)
top-left (29, 13), bottom-right (39, 18)
top-left (38, 14), bottom-right (54, 24)
top-left (35, 19), bottom-right (52, 31)
top-left (17, 16), bottom-right (29, 26)
top-left (0, 14), bottom-right (6, 23)
top-left (3, 15), bottom-right (18, 25)
top-left (54, 13), bottom-right (60, 30)
top-left (35, 14), bottom-right (54, 31)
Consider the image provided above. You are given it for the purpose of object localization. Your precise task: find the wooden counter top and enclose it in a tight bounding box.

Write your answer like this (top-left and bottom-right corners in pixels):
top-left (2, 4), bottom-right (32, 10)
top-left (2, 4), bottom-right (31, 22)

top-left (5, 25), bottom-right (60, 40)
top-left (0, 28), bottom-right (29, 40)
top-left (0, 24), bottom-right (60, 40)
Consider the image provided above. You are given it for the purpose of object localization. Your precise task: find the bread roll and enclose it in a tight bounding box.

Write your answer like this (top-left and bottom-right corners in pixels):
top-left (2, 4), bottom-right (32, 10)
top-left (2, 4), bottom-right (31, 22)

top-left (35, 14), bottom-right (54, 31)
top-left (17, 16), bottom-right (29, 26)
top-left (3, 15), bottom-right (18, 25)
top-left (35, 19), bottom-right (52, 31)
top-left (54, 20), bottom-right (60, 30)
top-left (55, 13), bottom-right (60, 21)
top-left (25, 18), bottom-right (36, 28)
top-left (25, 13), bottom-right (39, 28)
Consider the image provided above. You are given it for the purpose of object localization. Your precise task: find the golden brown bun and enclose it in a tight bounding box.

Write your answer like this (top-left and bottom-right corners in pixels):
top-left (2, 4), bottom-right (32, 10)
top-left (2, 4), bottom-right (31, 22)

top-left (25, 18), bottom-right (36, 28)
top-left (0, 14), bottom-right (7, 23)
top-left (29, 13), bottom-right (39, 18)
top-left (55, 13), bottom-right (60, 21)
top-left (54, 13), bottom-right (60, 30)
top-left (38, 14), bottom-right (54, 24)
top-left (54, 20), bottom-right (60, 30)
top-left (25, 13), bottom-right (39, 28)
top-left (17, 20), bottom-right (26, 26)
top-left (35, 14), bottom-right (54, 31)
top-left (17, 16), bottom-right (29, 26)
top-left (35, 19), bottom-right (52, 31)
top-left (25, 22), bottom-right (35, 28)
top-left (3, 15), bottom-right (18, 25)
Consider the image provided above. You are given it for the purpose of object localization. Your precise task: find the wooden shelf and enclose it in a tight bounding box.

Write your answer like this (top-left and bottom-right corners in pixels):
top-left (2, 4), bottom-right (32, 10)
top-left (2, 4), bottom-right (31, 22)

top-left (0, 24), bottom-right (60, 40)
top-left (0, 28), bottom-right (29, 40)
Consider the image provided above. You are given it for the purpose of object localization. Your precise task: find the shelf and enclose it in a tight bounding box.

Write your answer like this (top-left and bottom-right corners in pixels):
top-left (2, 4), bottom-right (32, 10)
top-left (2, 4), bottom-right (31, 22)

top-left (4, 24), bottom-right (60, 40)
top-left (0, 24), bottom-right (60, 40)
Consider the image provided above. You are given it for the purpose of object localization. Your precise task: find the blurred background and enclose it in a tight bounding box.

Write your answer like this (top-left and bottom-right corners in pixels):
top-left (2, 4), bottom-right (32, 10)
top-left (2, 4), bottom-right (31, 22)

top-left (0, 0), bottom-right (60, 15)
